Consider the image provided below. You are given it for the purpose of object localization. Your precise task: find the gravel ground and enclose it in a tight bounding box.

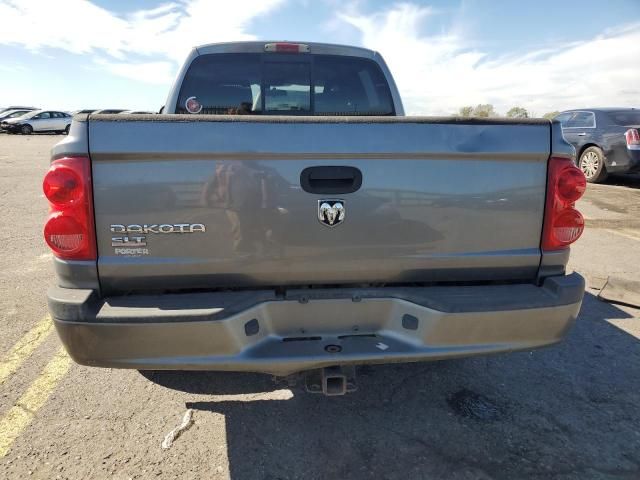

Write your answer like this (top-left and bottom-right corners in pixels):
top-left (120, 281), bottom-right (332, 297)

top-left (0, 134), bottom-right (639, 480)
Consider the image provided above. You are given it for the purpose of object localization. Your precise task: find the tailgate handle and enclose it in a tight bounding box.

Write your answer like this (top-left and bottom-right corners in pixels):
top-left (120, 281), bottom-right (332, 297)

top-left (300, 166), bottom-right (362, 194)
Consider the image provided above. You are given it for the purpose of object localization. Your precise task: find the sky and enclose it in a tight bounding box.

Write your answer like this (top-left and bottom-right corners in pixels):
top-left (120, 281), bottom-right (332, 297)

top-left (0, 0), bottom-right (639, 116)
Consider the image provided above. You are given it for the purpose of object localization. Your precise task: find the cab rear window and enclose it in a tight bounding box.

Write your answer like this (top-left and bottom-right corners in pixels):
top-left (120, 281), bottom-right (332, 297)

top-left (176, 53), bottom-right (395, 116)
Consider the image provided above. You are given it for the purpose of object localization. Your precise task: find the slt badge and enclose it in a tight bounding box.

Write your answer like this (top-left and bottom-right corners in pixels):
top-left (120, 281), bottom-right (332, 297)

top-left (318, 200), bottom-right (345, 228)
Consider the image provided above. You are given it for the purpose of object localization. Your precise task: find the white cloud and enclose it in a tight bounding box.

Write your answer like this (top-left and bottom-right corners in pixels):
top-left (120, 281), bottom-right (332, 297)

top-left (94, 59), bottom-right (176, 85)
top-left (0, 0), bottom-right (284, 82)
top-left (0, 63), bottom-right (28, 74)
top-left (337, 4), bottom-right (640, 115)
top-left (0, 1), bottom-right (129, 57)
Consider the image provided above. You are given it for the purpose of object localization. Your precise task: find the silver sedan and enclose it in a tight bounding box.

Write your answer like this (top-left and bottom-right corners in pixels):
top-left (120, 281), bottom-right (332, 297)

top-left (1, 110), bottom-right (72, 134)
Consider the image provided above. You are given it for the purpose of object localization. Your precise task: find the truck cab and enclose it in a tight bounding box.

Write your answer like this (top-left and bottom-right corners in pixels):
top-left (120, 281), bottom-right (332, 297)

top-left (164, 41), bottom-right (404, 116)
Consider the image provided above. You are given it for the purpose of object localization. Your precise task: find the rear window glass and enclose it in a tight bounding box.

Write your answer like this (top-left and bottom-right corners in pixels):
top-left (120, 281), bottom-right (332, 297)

top-left (607, 111), bottom-right (640, 126)
top-left (313, 56), bottom-right (393, 115)
top-left (564, 112), bottom-right (595, 128)
top-left (264, 61), bottom-right (310, 112)
top-left (176, 53), bottom-right (394, 116)
top-left (554, 113), bottom-right (571, 126)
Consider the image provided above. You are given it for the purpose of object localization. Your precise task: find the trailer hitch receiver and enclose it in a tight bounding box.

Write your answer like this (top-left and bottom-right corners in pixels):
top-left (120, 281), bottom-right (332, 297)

top-left (305, 366), bottom-right (357, 396)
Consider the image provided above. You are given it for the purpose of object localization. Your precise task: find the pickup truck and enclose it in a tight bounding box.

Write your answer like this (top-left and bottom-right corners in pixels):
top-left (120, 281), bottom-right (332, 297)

top-left (45, 41), bottom-right (586, 395)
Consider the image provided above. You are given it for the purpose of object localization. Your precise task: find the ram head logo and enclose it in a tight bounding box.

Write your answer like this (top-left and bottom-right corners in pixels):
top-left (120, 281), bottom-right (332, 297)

top-left (318, 200), bottom-right (345, 227)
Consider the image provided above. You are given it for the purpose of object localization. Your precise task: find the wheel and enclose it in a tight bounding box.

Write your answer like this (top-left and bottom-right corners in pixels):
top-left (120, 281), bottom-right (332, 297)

top-left (579, 146), bottom-right (608, 183)
top-left (21, 124), bottom-right (33, 135)
top-left (64, 125), bottom-right (70, 135)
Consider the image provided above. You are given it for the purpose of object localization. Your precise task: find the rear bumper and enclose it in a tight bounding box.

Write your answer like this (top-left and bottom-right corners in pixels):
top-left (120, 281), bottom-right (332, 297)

top-left (606, 148), bottom-right (640, 173)
top-left (627, 149), bottom-right (640, 172)
top-left (49, 274), bottom-right (584, 376)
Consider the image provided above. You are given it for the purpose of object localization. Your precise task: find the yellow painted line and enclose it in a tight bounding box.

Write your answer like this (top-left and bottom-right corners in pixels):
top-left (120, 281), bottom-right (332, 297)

top-left (0, 316), bottom-right (54, 386)
top-left (604, 229), bottom-right (640, 243)
top-left (0, 347), bottom-right (72, 458)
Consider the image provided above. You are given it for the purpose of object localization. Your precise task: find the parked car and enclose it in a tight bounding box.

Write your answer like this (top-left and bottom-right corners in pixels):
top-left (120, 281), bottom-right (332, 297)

top-left (93, 109), bottom-right (127, 114)
top-left (45, 41), bottom-right (586, 395)
top-left (119, 110), bottom-right (155, 114)
top-left (0, 109), bottom-right (33, 122)
top-left (554, 108), bottom-right (640, 182)
top-left (0, 106), bottom-right (37, 115)
top-left (2, 110), bottom-right (72, 134)
top-left (72, 109), bottom-right (98, 115)
top-left (0, 110), bottom-right (33, 133)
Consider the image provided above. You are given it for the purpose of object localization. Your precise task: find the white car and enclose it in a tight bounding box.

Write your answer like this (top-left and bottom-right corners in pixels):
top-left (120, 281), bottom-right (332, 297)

top-left (1, 110), bottom-right (72, 135)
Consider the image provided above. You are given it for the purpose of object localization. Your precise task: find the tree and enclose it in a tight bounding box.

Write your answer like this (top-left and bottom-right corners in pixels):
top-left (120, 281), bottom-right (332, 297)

top-left (458, 106), bottom-right (473, 117)
top-left (472, 104), bottom-right (496, 118)
top-left (457, 104), bottom-right (496, 117)
top-left (506, 106), bottom-right (529, 118)
top-left (542, 111), bottom-right (560, 120)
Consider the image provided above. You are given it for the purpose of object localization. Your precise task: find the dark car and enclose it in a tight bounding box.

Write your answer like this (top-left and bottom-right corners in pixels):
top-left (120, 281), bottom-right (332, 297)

top-left (72, 109), bottom-right (98, 115)
top-left (555, 108), bottom-right (640, 182)
top-left (93, 109), bottom-right (127, 114)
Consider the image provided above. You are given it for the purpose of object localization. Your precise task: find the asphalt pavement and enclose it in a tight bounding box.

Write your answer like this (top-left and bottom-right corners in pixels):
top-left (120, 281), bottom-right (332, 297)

top-left (0, 134), bottom-right (639, 479)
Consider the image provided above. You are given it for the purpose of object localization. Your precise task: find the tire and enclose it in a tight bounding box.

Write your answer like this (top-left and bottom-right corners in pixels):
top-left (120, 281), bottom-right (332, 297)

top-left (64, 124), bottom-right (70, 135)
top-left (579, 146), bottom-right (608, 183)
top-left (21, 124), bottom-right (33, 135)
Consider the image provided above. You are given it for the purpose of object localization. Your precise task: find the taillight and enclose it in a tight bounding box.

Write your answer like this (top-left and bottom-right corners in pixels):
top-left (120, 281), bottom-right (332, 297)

top-left (625, 128), bottom-right (640, 148)
top-left (43, 165), bottom-right (83, 206)
top-left (264, 42), bottom-right (310, 53)
top-left (43, 157), bottom-right (96, 260)
top-left (542, 157), bottom-right (587, 250)
top-left (556, 165), bottom-right (587, 203)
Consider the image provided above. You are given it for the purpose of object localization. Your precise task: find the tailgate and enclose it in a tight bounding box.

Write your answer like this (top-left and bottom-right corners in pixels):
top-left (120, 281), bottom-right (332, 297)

top-left (88, 115), bottom-right (550, 293)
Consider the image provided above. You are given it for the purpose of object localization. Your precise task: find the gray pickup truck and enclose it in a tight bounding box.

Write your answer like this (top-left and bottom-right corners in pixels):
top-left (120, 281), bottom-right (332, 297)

top-left (45, 41), bottom-right (587, 395)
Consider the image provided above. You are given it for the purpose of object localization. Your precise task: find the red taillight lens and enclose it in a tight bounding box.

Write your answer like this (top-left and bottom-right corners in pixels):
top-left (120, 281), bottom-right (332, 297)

top-left (551, 208), bottom-right (584, 245)
top-left (542, 157), bottom-right (587, 251)
top-left (625, 128), bottom-right (640, 147)
top-left (43, 165), bottom-right (83, 206)
top-left (556, 165), bottom-right (587, 203)
top-left (44, 214), bottom-right (86, 254)
top-left (264, 42), bottom-right (310, 53)
top-left (43, 157), bottom-right (96, 260)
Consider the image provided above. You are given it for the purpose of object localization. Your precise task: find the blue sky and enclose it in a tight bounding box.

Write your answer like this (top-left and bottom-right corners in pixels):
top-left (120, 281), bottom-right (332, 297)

top-left (1, 0), bottom-right (639, 115)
